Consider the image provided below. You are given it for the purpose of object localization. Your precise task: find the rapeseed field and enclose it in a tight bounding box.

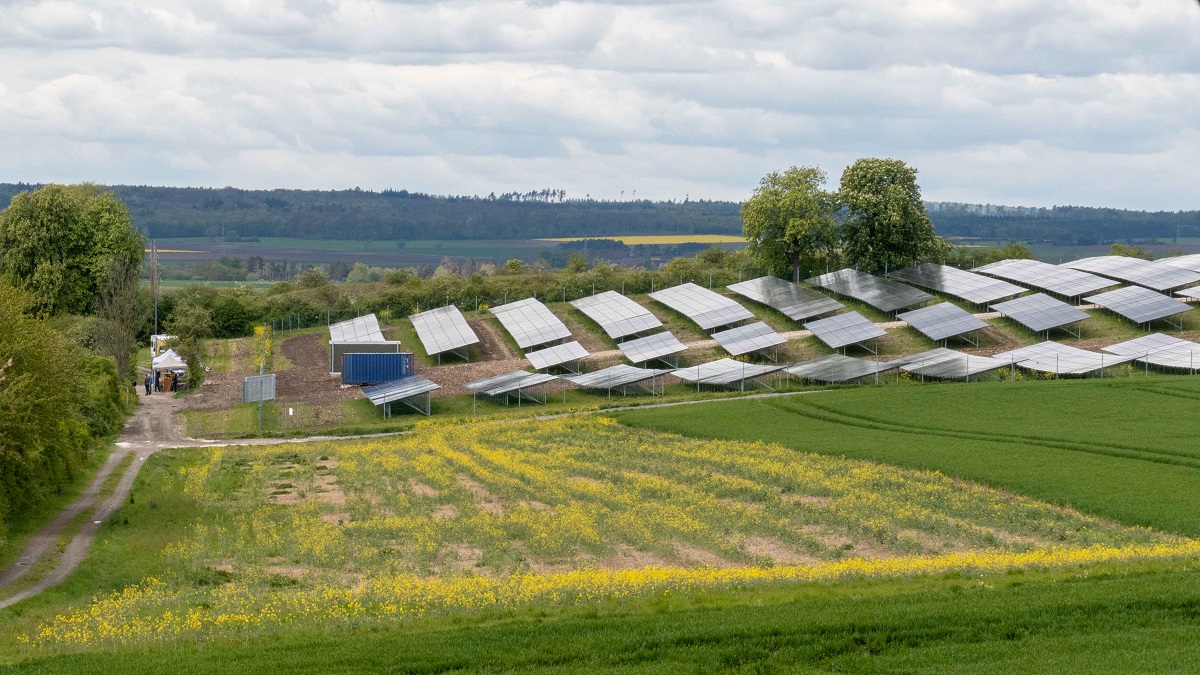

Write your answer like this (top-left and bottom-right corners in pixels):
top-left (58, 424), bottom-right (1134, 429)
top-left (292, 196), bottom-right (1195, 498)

top-left (25, 417), bottom-right (1197, 650)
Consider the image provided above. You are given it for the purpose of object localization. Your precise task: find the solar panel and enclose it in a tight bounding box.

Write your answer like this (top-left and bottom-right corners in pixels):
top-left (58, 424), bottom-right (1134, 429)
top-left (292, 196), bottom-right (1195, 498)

top-left (329, 314), bottom-right (386, 343)
top-left (804, 311), bottom-right (886, 349)
top-left (994, 341), bottom-right (1137, 375)
top-left (465, 370), bottom-right (559, 396)
top-left (670, 358), bottom-right (785, 386)
top-left (1157, 254), bottom-right (1200, 274)
top-left (569, 291), bottom-right (662, 339)
top-left (526, 340), bottom-right (590, 371)
top-left (562, 364), bottom-right (674, 391)
top-left (1063, 256), bottom-right (1200, 291)
top-left (362, 375), bottom-right (441, 406)
top-left (489, 298), bottom-right (573, 349)
top-left (973, 259), bottom-right (1115, 298)
top-left (1083, 286), bottom-right (1192, 325)
top-left (711, 321), bottom-right (787, 357)
top-left (806, 268), bottom-right (933, 313)
top-left (896, 302), bottom-right (989, 342)
top-left (1103, 334), bottom-right (1200, 370)
top-left (618, 331), bottom-right (688, 365)
top-left (785, 354), bottom-right (894, 383)
top-left (1177, 288), bottom-right (1200, 302)
top-left (990, 293), bottom-right (1090, 333)
top-left (410, 305), bottom-right (480, 357)
top-left (727, 276), bottom-right (844, 321)
top-left (897, 348), bottom-right (1012, 379)
top-left (888, 264), bottom-right (1025, 305)
top-left (648, 282), bottom-right (754, 330)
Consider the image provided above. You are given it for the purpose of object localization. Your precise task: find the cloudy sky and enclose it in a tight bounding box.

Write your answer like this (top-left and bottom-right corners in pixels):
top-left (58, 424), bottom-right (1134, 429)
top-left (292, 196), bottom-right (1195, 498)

top-left (1, 0), bottom-right (1198, 209)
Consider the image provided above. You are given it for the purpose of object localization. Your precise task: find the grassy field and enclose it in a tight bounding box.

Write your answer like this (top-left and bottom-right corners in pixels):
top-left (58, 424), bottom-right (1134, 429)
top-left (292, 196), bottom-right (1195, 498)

top-left (616, 376), bottom-right (1200, 535)
top-left (540, 235), bottom-right (746, 245)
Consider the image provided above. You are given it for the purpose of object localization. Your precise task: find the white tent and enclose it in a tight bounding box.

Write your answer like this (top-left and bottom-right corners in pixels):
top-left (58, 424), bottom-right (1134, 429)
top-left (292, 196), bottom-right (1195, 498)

top-left (153, 351), bottom-right (188, 370)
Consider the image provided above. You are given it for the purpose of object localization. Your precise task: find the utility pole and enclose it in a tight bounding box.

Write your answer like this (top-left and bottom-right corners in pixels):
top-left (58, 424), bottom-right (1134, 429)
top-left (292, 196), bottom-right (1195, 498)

top-left (151, 241), bottom-right (160, 336)
top-left (258, 326), bottom-right (266, 431)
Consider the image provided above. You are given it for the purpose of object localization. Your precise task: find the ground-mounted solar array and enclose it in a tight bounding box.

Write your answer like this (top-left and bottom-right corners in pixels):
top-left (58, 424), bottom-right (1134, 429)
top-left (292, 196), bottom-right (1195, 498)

top-left (648, 282), bottom-right (754, 330)
top-left (489, 298), bottom-right (573, 350)
top-left (361, 375), bottom-right (440, 416)
top-left (671, 358), bottom-right (785, 387)
top-left (973, 258), bottom-right (1115, 298)
top-left (727, 276), bottom-right (844, 321)
top-left (806, 268), bottom-right (933, 313)
top-left (617, 331), bottom-right (688, 366)
top-left (1063, 256), bottom-right (1200, 292)
top-left (569, 291), bottom-right (662, 339)
top-left (995, 341), bottom-right (1137, 375)
top-left (328, 314), bottom-right (386, 343)
top-left (897, 302), bottom-right (989, 342)
top-left (897, 348), bottom-right (1012, 380)
top-left (526, 340), bottom-right (590, 371)
top-left (1103, 334), bottom-right (1200, 371)
top-left (409, 305), bottom-right (479, 359)
top-left (711, 321), bottom-right (787, 357)
top-left (804, 311), bottom-right (886, 350)
top-left (888, 263), bottom-right (1025, 305)
top-left (1083, 286), bottom-right (1192, 326)
top-left (990, 293), bottom-right (1090, 334)
top-left (1157, 254), bottom-right (1200, 274)
top-left (785, 354), bottom-right (894, 383)
top-left (562, 364), bottom-right (673, 395)
top-left (465, 370), bottom-right (560, 405)
top-left (1177, 287), bottom-right (1200, 301)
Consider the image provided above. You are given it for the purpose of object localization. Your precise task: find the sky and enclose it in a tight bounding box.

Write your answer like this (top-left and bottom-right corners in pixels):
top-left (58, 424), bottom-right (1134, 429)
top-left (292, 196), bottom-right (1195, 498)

top-left (0, 0), bottom-right (1198, 210)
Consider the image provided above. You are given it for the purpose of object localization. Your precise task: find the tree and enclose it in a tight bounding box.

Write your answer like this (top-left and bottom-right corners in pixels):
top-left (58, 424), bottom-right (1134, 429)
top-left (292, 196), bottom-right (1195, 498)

top-left (0, 185), bottom-right (144, 317)
top-left (1111, 243), bottom-right (1155, 260)
top-left (296, 267), bottom-right (330, 288)
top-left (741, 166), bottom-right (840, 282)
top-left (838, 159), bottom-right (944, 272)
top-left (165, 303), bottom-right (213, 342)
top-left (93, 256), bottom-right (150, 380)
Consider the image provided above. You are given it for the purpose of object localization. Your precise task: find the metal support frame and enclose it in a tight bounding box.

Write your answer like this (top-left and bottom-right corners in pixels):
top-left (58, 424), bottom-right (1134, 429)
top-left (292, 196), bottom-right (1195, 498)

top-left (384, 392), bottom-right (433, 418)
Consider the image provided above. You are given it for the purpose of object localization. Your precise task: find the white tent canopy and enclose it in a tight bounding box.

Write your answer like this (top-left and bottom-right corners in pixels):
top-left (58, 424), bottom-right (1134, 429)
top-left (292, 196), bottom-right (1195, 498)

top-left (153, 350), bottom-right (188, 370)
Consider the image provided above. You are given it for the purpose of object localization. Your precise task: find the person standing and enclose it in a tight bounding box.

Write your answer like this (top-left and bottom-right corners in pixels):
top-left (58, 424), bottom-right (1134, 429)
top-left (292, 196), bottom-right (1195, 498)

top-left (144, 373), bottom-right (152, 396)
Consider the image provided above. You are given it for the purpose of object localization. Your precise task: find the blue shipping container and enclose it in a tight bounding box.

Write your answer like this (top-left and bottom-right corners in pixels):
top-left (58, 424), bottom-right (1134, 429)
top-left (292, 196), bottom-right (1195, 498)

top-left (341, 352), bottom-right (414, 385)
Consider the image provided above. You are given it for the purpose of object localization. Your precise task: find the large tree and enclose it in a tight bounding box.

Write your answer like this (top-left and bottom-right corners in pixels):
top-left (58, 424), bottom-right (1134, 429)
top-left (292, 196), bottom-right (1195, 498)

top-left (0, 184), bottom-right (144, 317)
top-left (838, 158), bottom-right (944, 272)
top-left (741, 166), bottom-right (840, 282)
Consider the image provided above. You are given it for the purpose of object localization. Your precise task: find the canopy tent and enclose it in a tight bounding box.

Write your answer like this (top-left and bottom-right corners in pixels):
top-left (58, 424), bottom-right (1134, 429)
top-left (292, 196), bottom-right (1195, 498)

top-left (153, 352), bottom-right (188, 370)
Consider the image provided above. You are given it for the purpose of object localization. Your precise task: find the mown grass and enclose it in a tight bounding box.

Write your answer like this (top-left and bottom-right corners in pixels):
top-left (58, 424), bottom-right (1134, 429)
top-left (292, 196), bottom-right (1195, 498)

top-left (616, 375), bottom-right (1200, 536)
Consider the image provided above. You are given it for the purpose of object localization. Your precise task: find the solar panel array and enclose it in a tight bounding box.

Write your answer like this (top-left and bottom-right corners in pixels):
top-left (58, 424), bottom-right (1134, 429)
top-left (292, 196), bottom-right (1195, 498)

top-left (562, 364), bottom-right (673, 391)
top-left (806, 268), bottom-right (933, 312)
top-left (329, 314), bottom-right (385, 343)
top-left (897, 348), bottom-right (1011, 379)
top-left (786, 354), bottom-right (894, 383)
top-left (465, 370), bottom-right (559, 396)
top-left (888, 263), bottom-right (1026, 305)
top-left (361, 375), bottom-right (441, 406)
top-left (1104, 334), bottom-right (1200, 370)
top-left (727, 276), bottom-right (844, 321)
top-left (994, 341), bottom-right (1137, 375)
top-left (1063, 256), bottom-right (1200, 291)
top-left (569, 291), bottom-right (662, 339)
top-left (489, 298), bottom-right (572, 349)
top-left (671, 358), bottom-right (785, 386)
top-left (973, 259), bottom-right (1114, 298)
top-left (1083, 286), bottom-right (1192, 325)
top-left (648, 283), bottom-right (754, 330)
top-left (897, 302), bottom-right (989, 341)
top-left (1157, 254), bottom-right (1200, 274)
top-left (804, 311), bottom-right (886, 349)
top-left (711, 321), bottom-right (787, 356)
top-left (409, 305), bottom-right (480, 356)
top-left (526, 340), bottom-right (590, 370)
top-left (618, 331), bottom-right (688, 365)
top-left (990, 293), bottom-right (1090, 333)
top-left (1178, 288), bottom-right (1200, 301)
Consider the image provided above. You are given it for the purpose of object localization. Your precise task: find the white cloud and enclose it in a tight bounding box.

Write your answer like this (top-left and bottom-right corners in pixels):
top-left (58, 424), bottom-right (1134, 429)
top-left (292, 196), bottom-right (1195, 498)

top-left (0, 0), bottom-right (1198, 209)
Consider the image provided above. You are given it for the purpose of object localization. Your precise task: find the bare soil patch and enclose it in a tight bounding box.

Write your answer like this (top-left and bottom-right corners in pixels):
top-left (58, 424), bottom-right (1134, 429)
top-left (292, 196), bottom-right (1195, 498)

top-left (455, 474), bottom-right (504, 516)
top-left (742, 536), bottom-right (821, 565)
top-left (673, 542), bottom-right (739, 568)
top-left (408, 479), bottom-right (440, 498)
top-left (276, 333), bottom-right (354, 407)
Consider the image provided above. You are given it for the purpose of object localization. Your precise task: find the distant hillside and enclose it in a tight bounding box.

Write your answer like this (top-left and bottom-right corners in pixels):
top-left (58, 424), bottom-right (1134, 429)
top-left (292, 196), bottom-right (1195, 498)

top-left (1, 183), bottom-right (1196, 245)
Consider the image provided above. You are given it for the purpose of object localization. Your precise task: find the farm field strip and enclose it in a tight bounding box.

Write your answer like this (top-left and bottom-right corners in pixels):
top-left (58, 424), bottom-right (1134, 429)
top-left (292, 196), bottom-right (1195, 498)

top-left (18, 417), bottom-right (1192, 651)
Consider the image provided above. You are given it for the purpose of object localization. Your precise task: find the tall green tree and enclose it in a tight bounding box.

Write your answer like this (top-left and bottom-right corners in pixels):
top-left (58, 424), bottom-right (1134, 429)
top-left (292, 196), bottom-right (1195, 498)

top-left (741, 166), bottom-right (840, 282)
top-left (0, 184), bottom-right (144, 316)
top-left (838, 159), bottom-right (944, 272)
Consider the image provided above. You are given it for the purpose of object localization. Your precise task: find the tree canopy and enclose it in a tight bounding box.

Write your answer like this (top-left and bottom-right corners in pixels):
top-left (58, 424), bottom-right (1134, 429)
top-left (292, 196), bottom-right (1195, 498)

top-left (0, 184), bottom-right (144, 316)
top-left (741, 167), bottom-right (840, 282)
top-left (838, 159), bottom-right (945, 272)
